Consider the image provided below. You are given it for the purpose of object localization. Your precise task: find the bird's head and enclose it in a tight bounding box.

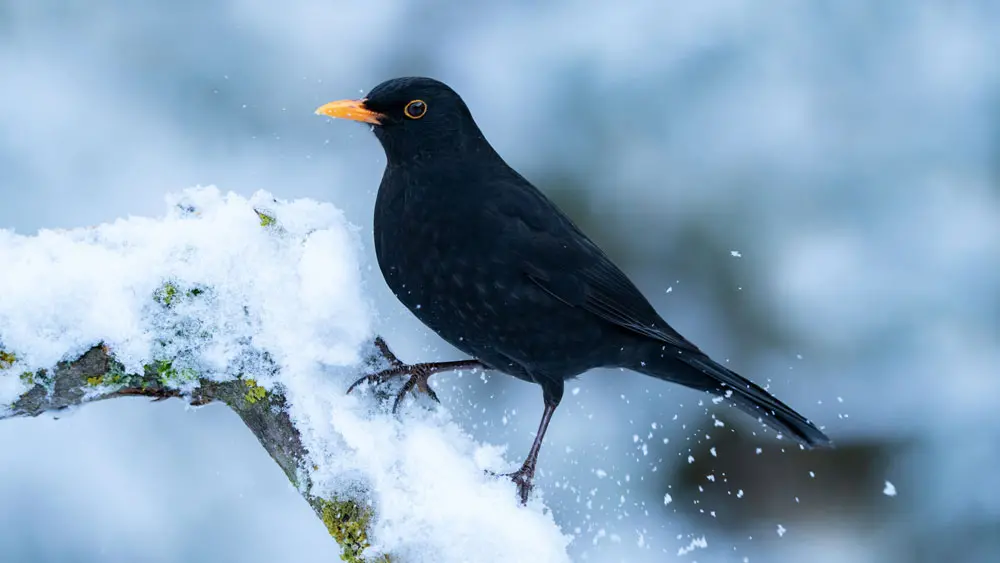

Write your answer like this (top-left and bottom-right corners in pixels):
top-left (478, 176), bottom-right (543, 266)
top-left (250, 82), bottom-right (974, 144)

top-left (316, 77), bottom-right (488, 164)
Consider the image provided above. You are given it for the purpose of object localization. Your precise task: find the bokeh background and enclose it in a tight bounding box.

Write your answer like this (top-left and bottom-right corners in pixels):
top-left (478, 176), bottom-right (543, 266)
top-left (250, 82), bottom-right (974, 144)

top-left (2, 1), bottom-right (999, 561)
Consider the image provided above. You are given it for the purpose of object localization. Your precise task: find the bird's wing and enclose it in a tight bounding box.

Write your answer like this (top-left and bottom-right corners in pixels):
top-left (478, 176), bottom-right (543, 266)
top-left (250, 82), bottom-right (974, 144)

top-left (488, 175), bottom-right (702, 353)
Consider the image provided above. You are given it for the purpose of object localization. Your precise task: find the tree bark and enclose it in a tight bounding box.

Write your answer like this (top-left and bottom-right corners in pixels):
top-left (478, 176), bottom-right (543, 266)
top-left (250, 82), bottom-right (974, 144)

top-left (1, 343), bottom-right (388, 563)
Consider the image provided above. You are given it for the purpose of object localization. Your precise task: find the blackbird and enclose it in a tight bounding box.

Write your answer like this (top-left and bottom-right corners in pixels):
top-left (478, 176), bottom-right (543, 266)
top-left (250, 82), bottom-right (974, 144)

top-left (317, 77), bottom-right (831, 504)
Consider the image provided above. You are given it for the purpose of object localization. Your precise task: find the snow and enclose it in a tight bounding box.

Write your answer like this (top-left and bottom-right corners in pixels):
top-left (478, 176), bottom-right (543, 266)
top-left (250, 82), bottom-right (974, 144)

top-left (0, 186), bottom-right (369, 380)
top-left (676, 535), bottom-right (707, 556)
top-left (0, 367), bottom-right (21, 406)
top-left (883, 481), bottom-right (897, 497)
top-left (0, 186), bottom-right (571, 562)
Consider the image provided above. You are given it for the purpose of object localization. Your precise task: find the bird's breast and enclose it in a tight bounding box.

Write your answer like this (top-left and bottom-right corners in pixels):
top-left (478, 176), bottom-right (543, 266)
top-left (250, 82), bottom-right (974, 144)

top-left (375, 191), bottom-right (508, 328)
top-left (376, 186), bottom-right (518, 322)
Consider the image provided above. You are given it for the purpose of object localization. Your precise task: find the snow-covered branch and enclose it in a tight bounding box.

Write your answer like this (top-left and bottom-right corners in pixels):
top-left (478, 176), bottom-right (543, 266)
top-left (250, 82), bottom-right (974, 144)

top-left (1, 342), bottom-right (379, 560)
top-left (0, 187), bottom-right (570, 563)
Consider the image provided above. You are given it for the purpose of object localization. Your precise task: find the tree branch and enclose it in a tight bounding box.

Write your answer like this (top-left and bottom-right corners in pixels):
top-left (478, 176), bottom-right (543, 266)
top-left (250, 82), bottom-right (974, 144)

top-left (1, 344), bottom-right (387, 563)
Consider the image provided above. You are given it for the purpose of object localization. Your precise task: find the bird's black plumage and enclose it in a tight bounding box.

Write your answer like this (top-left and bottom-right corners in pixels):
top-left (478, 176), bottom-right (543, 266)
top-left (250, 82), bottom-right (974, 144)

top-left (318, 77), bottom-right (831, 503)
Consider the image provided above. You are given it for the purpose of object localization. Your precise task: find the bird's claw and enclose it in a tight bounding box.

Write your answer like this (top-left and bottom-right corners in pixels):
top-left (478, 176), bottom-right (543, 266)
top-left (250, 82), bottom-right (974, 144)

top-left (387, 365), bottom-right (441, 413)
top-left (351, 337), bottom-right (483, 413)
top-left (487, 466), bottom-right (534, 505)
top-left (347, 353), bottom-right (441, 413)
top-left (372, 336), bottom-right (404, 368)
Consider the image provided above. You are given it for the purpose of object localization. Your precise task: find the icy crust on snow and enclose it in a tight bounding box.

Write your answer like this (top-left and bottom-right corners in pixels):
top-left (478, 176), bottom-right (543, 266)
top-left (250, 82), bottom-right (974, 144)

top-left (0, 186), bottom-right (571, 562)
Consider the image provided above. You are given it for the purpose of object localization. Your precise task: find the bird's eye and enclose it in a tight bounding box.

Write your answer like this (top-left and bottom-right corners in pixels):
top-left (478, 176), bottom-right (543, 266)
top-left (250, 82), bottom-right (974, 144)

top-left (404, 100), bottom-right (427, 119)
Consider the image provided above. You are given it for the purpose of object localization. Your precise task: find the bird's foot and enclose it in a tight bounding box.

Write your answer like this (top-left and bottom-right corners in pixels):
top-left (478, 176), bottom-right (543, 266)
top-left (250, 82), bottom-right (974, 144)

top-left (487, 465), bottom-right (535, 505)
top-left (508, 466), bottom-right (534, 505)
top-left (349, 337), bottom-right (484, 413)
top-left (347, 360), bottom-right (440, 413)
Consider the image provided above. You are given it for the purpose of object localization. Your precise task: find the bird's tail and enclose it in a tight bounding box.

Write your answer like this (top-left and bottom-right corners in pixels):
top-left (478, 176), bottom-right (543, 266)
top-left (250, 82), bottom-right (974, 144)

top-left (630, 345), bottom-right (832, 448)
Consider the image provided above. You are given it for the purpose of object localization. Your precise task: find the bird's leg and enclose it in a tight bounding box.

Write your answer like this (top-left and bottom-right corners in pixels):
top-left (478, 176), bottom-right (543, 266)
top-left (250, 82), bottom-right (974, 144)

top-left (505, 401), bottom-right (558, 505)
top-left (348, 336), bottom-right (485, 413)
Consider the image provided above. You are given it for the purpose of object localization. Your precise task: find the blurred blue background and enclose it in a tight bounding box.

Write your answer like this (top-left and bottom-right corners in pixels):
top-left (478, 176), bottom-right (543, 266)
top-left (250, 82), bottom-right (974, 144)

top-left (2, 1), bottom-right (999, 561)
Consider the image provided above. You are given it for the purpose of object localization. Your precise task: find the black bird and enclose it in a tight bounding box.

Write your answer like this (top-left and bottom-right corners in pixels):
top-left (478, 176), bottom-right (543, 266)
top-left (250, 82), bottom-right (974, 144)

top-left (317, 77), bottom-right (831, 504)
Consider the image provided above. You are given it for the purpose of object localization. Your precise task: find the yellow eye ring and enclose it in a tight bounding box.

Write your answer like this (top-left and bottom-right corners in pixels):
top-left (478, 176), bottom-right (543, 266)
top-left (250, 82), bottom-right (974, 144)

top-left (404, 99), bottom-right (427, 119)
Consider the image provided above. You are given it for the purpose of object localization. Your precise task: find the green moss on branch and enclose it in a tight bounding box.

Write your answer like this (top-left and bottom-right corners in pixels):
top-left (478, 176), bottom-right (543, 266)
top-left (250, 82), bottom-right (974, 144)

top-left (315, 496), bottom-right (388, 563)
top-left (243, 378), bottom-right (268, 404)
top-left (0, 349), bottom-right (16, 369)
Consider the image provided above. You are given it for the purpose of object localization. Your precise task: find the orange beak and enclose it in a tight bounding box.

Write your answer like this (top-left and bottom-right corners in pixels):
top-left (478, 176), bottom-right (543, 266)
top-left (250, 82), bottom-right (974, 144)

top-left (314, 99), bottom-right (384, 124)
